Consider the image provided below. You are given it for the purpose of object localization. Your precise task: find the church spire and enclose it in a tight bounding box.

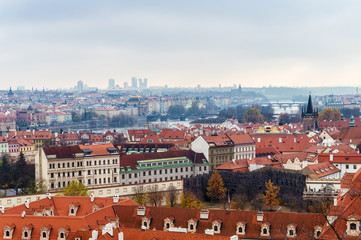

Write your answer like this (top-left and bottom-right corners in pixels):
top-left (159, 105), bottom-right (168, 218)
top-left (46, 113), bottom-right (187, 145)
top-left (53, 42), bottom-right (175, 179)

top-left (306, 93), bottom-right (313, 114)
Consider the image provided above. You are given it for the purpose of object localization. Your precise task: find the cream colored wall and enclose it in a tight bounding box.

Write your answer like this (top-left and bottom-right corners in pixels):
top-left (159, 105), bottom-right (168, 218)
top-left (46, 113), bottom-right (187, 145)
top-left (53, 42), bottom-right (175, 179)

top-left (0, 179), bottom-right (183, 208)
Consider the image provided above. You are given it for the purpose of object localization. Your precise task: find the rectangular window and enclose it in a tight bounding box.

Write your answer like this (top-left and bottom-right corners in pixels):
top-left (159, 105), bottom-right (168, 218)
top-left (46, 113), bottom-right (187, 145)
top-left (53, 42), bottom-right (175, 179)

top-left (88, 179), bottom-right (91, 184)
top-left (129, 173), bottom-right (132, 179)
top-left (354, 165), bottom-right (357, 169)
top-left (88, 170), bottom-right (91, 175)
top-left (114, 168), bottom-right (117, 173)
top-left (114, 177), bottom-right (117, 182)
top-left (78, 171), bottom-right (82, 176)
top-left (346, 165), bottom-right (349, 169)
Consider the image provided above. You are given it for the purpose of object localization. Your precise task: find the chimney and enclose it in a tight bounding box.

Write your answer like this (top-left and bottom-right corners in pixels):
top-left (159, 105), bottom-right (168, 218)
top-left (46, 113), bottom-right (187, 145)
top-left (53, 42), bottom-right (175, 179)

top-left (200, 209), bottom-right (209, 220)
top-left (118, 232), bottom-right (124, 240)
top-left (90, 193), bottom-right (95, 203)
top-left (257, 211), bottom-right (264, 222)
top-left (137, 206), bottom-right (146, 216)
top-left (0, 206), bottom-right (4, 214)
top-left (113, 195), bottom-right (119, 204)
top-left (91, 230), bottom-right (98, 240)
top-left (22, 211), bottom-right (26, 218)
top-left (45, 193), bottom-right (51, 200)
top-left (330, 154), bottom-right (333, 161)
top-left (25, 200), bottom-right (30, 209)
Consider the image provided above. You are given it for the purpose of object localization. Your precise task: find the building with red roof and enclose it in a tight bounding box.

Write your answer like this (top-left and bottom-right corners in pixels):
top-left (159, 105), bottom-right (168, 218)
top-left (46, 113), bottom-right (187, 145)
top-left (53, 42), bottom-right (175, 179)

top-left (36, 143), bottom-right (120, 191)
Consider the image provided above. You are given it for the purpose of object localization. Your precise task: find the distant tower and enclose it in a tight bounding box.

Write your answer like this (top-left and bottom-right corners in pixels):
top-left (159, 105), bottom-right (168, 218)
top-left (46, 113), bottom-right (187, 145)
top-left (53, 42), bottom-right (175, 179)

top-left (139, 78), bottom-right (143, 89)
top-left (108, 79), bottom-right (115, 89)
top-left (77, 81), bottom-right (83, 93)
top-left (8, 87), bottom-right (14, 96)
top-left (143, 78), bottom-right (148, 89)
top-left (131, 77), bottom-right (138, 89)
top-left (123, 82), bottom-right (128, 89)
top-left (302, 94), bottom-right (318, 132)
top-left (238, 84), bottom-right (242, 93)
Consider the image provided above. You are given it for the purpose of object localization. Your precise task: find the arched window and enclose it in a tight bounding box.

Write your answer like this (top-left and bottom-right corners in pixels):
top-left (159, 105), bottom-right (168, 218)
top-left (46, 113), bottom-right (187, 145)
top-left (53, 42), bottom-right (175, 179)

top-left (263, 228), bottom-right (267, 235)
top-left (5, 230), bottom-right (9, 237)
top-left (214, 225), bottom-right (218, 232)
top-left (144, 221), bottom-right (147, 227)
top-left (24, 231), bottom-right (28, 238)
top-left (190, 224), bottom-right (194, 230)
top-left (42, 231), bottom-right (47, 238)
top-left (351, 223), bottom-right (357, 230)
top-left (166, 223), bottom-right (170, 229)
top-left (70, 208), bottom-right (74, 214)
top-left (316, 231), bottom-right (321, 237)
top-left (60, 232), bottom-right (64, 239)
top-left (238, 226), bottom-right (243, 233)
top-left (289, 229), bottom-right (294, 236)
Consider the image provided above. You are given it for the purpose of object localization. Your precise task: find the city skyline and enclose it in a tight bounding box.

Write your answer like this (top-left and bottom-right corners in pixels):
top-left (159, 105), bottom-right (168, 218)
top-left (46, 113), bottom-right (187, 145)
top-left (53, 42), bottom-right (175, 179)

top-left (1, 1), bottom-right (361, 89)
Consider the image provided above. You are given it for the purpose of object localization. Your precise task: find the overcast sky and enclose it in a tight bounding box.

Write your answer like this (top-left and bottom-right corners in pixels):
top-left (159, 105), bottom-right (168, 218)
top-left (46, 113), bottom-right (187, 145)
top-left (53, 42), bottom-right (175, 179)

top-left (1, 0), bottom-right (361, 90)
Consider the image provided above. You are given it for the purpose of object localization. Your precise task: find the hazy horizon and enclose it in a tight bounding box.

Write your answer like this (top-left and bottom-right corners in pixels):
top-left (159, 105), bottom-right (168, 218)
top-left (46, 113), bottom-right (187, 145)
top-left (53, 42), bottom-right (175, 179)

top-left (1, 0), bottom-right (361, 89)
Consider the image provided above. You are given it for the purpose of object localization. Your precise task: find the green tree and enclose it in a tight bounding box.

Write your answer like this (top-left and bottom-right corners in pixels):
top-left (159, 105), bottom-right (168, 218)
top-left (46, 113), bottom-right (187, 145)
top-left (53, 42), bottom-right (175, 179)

top-left (24, 181), bottom-right (46, 194)
top-left (71, 112), bottom-right (81, 122)
top-left (262, 179), bottom-right (281, 210)
top-left (180, 192), bottom-right (204, 209)
top-left (206, 170), bottom-right (227, 202)
top-left (244, 107), bottom-right (265, 123)
top-left (0, 156), bottom-right (12, 187)
top-left (318, 108), bottom-right (341, 122)
top-left (14, 152), bottom-right (29, 192)
top-left (167, 105), bottom-right (186, 117)
top-left (58, 181), bottom-right (89, 196)
top-left (187, 101), bottom-right (204, 116)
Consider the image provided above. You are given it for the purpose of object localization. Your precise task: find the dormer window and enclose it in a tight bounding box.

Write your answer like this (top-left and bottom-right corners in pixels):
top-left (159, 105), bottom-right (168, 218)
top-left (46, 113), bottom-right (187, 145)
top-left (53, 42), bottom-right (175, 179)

top-left (188, 218), bottom-right (198, 233)
top-left (58, 226), bottom-right (69, 240)
top-left (236, 221), bottom-right (247, 235)
top-left (260, 222), bottom-right (270, 237)
top-left (142, 216), bottom-right (152, 230)
top-left (22, 224), bottom-right (33, 240)
top-left (287, 224), bottom-right (297, 238)
top-left (3, 224), bottom-right (15, 239)
top-left (163, 216), bottom-right (175, 231)
top-left (40, 225), bottom-right (52, 240)
top-left (212, 219), bottom-right (222, 234)
top-left (346, 214), bottom-right (361, 236)
top-left (68, 203), bottom-right (80, 216)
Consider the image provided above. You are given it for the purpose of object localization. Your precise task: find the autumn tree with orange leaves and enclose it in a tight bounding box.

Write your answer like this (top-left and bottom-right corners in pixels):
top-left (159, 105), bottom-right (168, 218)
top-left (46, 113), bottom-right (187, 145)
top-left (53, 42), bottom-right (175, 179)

top-left (262, 179), bottom-right (281, 210)
top-left (206, 170), bottom-right (227, 202)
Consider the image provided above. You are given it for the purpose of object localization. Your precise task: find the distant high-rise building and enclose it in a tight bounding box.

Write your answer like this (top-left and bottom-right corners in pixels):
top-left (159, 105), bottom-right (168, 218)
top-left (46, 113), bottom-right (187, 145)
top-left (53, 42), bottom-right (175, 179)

top-left (143, 78), bottom-right (148, 89)
top-left (138, 78), bottom-right (143, 89)
top-left (124, 82), bottom-right (128, 89)
top-left (77, 81), bottom-right (83, 93)
top-left (108, 79), bottom-right (115, 89)
top-left (131, 77), bottom-right (138, 89)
